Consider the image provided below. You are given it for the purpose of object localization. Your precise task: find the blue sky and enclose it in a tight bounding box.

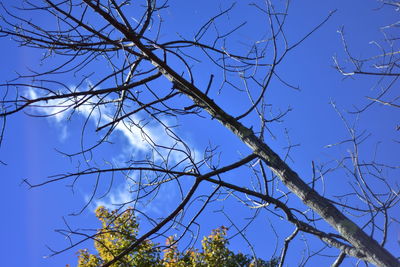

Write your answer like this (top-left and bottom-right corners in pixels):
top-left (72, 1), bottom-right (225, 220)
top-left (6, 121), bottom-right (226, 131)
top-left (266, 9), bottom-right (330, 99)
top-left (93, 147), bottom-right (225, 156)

top-left (1, 0), bottom-right (399, 266)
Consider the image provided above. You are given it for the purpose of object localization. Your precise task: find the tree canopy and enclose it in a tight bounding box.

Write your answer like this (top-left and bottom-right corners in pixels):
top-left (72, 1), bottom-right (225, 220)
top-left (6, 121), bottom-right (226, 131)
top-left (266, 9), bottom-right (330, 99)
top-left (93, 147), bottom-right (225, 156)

top-left (76, 207), bottom-right (277, 267)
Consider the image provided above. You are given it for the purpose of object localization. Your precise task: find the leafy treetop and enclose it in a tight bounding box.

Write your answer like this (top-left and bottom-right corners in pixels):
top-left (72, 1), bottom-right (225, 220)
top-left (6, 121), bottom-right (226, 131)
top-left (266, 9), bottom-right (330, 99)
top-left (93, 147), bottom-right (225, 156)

top-left (76, 206), bottom-right (278, 267)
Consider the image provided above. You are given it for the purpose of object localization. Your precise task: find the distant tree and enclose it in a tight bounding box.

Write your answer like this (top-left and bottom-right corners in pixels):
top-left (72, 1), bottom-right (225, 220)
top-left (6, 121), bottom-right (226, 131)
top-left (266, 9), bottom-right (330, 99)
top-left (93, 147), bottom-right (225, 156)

top-left (76, 206), bottom-right (277, 267)
top-left (77, 207), bottom-right (161, 267)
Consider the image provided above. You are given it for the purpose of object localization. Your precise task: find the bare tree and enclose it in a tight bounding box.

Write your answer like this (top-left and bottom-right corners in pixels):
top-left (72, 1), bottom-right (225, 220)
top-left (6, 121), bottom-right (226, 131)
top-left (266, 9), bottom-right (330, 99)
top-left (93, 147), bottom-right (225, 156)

top-left (0, 1), bottom-right (399, 266)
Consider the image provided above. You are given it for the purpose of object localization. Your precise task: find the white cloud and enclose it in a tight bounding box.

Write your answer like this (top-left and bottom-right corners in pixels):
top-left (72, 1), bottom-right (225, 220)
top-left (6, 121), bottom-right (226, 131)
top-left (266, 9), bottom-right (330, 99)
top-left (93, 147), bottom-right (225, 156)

top-left (26, 87), bottom-right (70, 141)
top-left (26, 86), bottom-right (197, 212)
top-left (26, 88), bottom-right (63, 122)
top-left (86, 170), bottom-right (179, 217)
top-left (26, 86), bottom-right (184, 154)
top-left (92, 181), bottom-right (134, 211)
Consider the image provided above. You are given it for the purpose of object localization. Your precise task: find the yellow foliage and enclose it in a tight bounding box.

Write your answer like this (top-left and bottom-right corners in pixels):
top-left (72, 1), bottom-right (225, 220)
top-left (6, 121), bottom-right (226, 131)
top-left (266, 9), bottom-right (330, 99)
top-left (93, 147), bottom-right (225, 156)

top-left (75, 207), bottom-right (276, 267)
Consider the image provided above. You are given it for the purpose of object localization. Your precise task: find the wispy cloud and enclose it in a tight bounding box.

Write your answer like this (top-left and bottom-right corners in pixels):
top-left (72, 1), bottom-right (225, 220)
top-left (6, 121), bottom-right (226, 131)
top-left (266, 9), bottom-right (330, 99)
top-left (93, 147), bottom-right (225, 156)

top-left (91, 180), bottom-right (135, 211)
top-left (26, 86), bottom-right (196, 213)
top-left (26, 87), bottom-right (70, 141)
top-left (89, 175), bottom-right (179, 217)
top-left (26, 86), bottom-right (190, 156)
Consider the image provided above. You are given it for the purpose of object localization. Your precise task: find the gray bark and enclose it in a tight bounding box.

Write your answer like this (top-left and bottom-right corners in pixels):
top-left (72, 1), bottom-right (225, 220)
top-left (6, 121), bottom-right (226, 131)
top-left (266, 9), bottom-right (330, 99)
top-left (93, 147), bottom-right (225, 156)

top-left (83, 2), bottom-right (400, 266)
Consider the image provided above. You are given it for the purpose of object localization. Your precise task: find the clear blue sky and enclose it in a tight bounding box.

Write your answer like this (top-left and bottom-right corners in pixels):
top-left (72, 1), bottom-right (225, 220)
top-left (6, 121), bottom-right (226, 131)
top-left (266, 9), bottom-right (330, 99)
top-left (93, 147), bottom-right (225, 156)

top-left (0, 0), bottom-right (399, 266)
